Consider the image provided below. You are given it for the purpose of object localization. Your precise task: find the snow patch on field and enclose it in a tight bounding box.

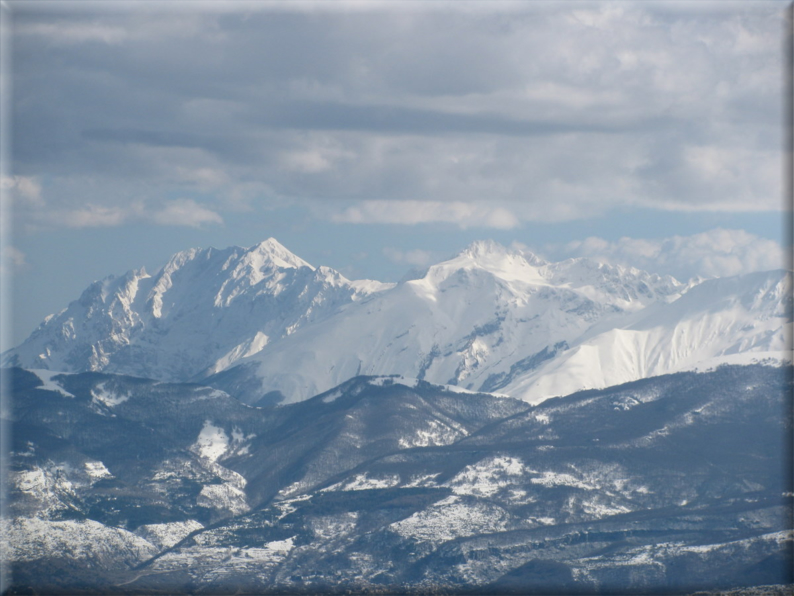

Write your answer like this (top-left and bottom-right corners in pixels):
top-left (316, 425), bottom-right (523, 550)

top-left (577, 530), bottom-right (793, 575)
top-left (136, 520), bottom-right (204, 550)
top-left (527, 463), bottom-right (645, 501)
top-left (15, 468), bottom-right (47, 493)
top-left (447, 456), bottom-right (526, 497)
top-left (368, 375), bottom-right (420, 389)
top-left (30, 369), bottom-right (74, 397)
top-left (273, 494), bottom-right (312, 520)
top-left (390, 495), bottom-right (511, 544)
top-left (362, 375), bottom-right (507, 398)
top-left (193, 421), bottom-right (230, 462)
top-left (399, 419), bottom-right (464, 448)
top-left (90, 382), bottom-right (129, 407)
top-left (84, 461), bottom-right (113, 480)
top-left (325, 473), bottom-right (401, 492)
top-left (507, 488), bottom-right (537, 504)
top-left (198, 483), bottom-right (249, 515)
top-left (12, 464), bottom-right (82, 513)
top-left (321, 388), bottom-right (344, 403)
top-left (276, 480), bottom-right (314, 500)
top-left (310, 513), bottom-right (358, 540)
top-left (677, 530), bottom-right (793, 553)
top-left (151, 536), bottom-right (296, 577)
top-left (404, 473), bottom-right (441, 488)
top-left (530, 470), bottom-right (597, 490)
top-left (581, 498), bottom-right (632, 518)
top-left (266, 536), bottom-right (295, 552)
top-left (1, 518), bottom-right (157, 566)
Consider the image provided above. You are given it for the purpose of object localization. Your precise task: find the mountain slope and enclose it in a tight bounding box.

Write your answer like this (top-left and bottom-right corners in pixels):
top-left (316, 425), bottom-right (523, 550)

top-left (4, 368), bottom-right (524, 527)
top-left (134, 364), bottom-right (794, 594)
top-left (2, 367), bottom-right (528, 592)
top-left (7, 364), bottom-right (787, 593)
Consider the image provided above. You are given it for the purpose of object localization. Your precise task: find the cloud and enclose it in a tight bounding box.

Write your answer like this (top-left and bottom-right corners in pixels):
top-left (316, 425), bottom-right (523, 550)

top-left (382, 247), bottom-right (436, 267)
top-left (57, 204), bottom-right (130, 228)
top-left (5, 166), bottom-right (224, 230)
top-left (149, 199), bottom-right (224, 228)
top-left (549, 228), bottom-right (786, 280)
top-left (17, 21), bottom-right (129, 45)
top-left (1, 176), bottom-right (44, 207)
top-left (22, 197), bottom-right (223, 230)
top-left (0, 246), bottom-right (27, 275)
top-left (278, 137), bottom-right (356, 174)
top-left (8, 2), bottom-right (785, 229)
top-left (331, 200), bottom-right (520, 229)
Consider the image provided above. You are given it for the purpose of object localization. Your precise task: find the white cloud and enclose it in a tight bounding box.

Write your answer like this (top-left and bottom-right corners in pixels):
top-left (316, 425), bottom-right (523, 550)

top-left (383, 247), bottom-right (435, 267)
top-left (11, 3), bottom-right (787, 228)
top-left (1, 176), bottom-right (44, 207)
top-left (277, 134), bottom-right (358, 176)
top-left (0, 245), bottom-right (27, 275)
top-left (15, 12), bottom-right (219, 46)
top-left (280, 150), bottom-right (333, 174)
top-left (331, 200), bottom-right (519, 229)
top-left (18, 22), bottom-right (130, 45)
top-left (149, 199), bottom-right (224, 228)
top-left (173, 166), bottom-right (229, 190)
top-left (550, 228), bottom-right (786, 280)
top-left (58, 204), bottom-right (130, 228)
top-left (26, 199), bottom-right (222, 230)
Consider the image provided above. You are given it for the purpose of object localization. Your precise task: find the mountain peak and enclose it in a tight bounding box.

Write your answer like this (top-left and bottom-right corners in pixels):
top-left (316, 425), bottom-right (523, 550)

top-left (460, 239), bottom-right (509, 259)
top-left (416, 239), bottom-right (548, 287)
top-left (246, 238), bottom-right (313, 270)
top-left (459, 240), bottom-right (548, 267)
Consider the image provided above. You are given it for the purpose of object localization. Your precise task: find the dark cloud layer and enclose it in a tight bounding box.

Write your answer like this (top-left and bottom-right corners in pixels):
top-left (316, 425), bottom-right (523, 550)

top-left (8, 1), bottom-right (786, 228)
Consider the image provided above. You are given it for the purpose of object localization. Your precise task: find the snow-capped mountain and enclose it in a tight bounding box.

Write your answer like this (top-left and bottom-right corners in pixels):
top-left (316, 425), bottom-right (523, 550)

top-left (507, 269), bottom-right (792, 402)
top-left (3, 238), bottom-right (391, 382)
top-left (211, 240), bottom-right (693, 404)
top-left (202, 240), bottom-right (790, 404)
top-left (3, 238), bottom-right (791, 405)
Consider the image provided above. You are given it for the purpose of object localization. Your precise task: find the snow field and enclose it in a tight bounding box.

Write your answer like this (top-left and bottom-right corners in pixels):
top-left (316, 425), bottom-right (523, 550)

top-left (136, 520), bottom-right (205, 550)
top-left (90, 382), bottom-right (129, 407)
top-left (1, 518), bottom-right (158, 566)
top-left (30, 369), bottom-right (74, 397)
top-left (390, 495), bottom-right (512, 544)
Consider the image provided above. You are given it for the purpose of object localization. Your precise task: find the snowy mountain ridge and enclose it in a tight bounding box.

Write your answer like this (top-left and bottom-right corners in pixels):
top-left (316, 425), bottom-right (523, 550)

top-left (3, 238), bottom-right (790, 405)
top-left (4, 238), bottom-right (391, 382)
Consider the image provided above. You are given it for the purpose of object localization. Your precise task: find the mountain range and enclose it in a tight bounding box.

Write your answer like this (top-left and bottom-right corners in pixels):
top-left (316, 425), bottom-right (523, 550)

top-left (3, 238), bottom-right (790, 405)
top-left (3, 364), bottom-right (791, 593)
top-left (2, 237), bottom-right (792, 594)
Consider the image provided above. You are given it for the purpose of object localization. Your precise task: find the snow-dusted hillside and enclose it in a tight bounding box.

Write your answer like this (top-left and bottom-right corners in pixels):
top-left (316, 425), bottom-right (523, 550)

top-left (6, 365), bottom-right (790, 593)
top-left (3, 238), bottom-right (790, 405)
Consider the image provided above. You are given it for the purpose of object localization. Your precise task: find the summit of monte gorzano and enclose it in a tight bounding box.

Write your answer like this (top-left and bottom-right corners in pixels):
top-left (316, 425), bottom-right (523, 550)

top-left (4, 238), bottom-right (790, 405)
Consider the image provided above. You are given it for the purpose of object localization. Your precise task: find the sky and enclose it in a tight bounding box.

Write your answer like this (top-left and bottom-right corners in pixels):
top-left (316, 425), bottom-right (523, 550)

top-left (1, 0), bottom-right (791, 346)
